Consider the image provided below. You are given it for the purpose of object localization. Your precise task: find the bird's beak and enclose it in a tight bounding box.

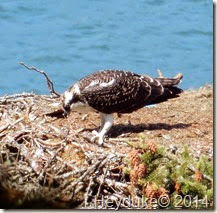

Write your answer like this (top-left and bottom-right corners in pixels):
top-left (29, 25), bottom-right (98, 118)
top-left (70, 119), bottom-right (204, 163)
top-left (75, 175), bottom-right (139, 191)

top-left (63, 104), bottom-right (70, 117)
top-left (61, 93), bottom-right (71, 117)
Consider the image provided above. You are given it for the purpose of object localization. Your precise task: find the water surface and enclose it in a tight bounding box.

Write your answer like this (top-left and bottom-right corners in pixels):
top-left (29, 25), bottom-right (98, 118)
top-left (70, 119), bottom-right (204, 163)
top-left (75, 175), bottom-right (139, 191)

top-left (0, 0), bottom-right (212, 95)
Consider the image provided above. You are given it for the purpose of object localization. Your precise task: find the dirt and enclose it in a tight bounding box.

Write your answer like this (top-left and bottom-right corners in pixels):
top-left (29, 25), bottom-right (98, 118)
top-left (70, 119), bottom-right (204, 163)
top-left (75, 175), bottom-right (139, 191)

top-left (53, 85), bottom-right (213, 159)
top-left (0, 85), bottom-right (213, 161)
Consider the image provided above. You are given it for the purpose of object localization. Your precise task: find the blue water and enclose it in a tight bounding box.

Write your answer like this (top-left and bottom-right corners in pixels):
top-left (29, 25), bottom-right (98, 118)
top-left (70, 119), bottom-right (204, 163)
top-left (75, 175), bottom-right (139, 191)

top-left (0, 0), bottom-right (212, 95)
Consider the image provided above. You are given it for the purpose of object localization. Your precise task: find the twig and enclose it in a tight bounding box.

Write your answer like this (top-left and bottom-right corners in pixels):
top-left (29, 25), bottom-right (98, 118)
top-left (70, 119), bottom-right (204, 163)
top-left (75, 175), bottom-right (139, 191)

top-left (48, 124), bottom-right (65, 136)
top-left (63, 156), bottom-right (108, 196)
top-left (46, 148), bottom-right (76, 169)
top-left (0, 92), bottom-right (35, 102)
top-left (188, 165), bottom-right (213, 183)
top-left (81, 114), bottom-right (89, 121)
top-left (0, 124), bottom-right (10, 133)
top-left (74, 158), bottom-right (104, 186)
top-left (84, 177), bottom-right (95, 206)
top-left (54, 169), bottom-right (86, 180)
top-left (75, 140), bottom-right (92, 159)
top-left (0, 117), bottom-right (24, 133)
top-left (96, 167), bottom-right (108, 200)
top-left (18, 62), bottom-right (60, 97)
top-left (103, 178), bottom-right (129, 192)
top-left (109, 137), bottom-right (139, 142)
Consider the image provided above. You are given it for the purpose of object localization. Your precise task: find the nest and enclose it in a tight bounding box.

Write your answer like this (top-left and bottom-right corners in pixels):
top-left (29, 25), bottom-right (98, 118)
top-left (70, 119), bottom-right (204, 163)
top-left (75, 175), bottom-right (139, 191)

top-left (0, 93), bottom-right (132, 209)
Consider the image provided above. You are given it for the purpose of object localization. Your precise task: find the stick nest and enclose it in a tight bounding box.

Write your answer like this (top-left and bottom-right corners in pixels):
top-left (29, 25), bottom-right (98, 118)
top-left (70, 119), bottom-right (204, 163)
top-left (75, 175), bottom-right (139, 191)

top-left (0, 93), bottom-right (129, 208)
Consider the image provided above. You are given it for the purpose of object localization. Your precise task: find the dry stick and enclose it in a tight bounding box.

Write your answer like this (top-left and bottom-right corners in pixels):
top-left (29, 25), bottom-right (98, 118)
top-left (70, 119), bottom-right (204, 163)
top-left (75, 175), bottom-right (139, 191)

top-left (54, 169), bottom-right (86, 180)
top-left (36, 138), bottom-right (66, 147)
top-left (0, 93), bottom-right (35, 101)
top-left (0, 124), bottom-right (10, 134)
top-left (188, 165), bottom-right (213, 183)
top-left (84, 176), bottom-right (95, 206)
top-left (103, 178), bottom-right (129, 194)
top-left (64, 156), bottom-right (108, 196)
top-left (38, 146), bottom-right (65, 185)
top-left (109, 137), bottom-right (139, 142)
top-left (46, 148), bottom-right (77, 169)
top-left (95, 167), bottom-right (108, 200)
top-left (18, 62), bottom-right (60, 97)
top-left (75, 139), bottom-right (92, 159)
top-left (0, 117), bottom-right (24, 133)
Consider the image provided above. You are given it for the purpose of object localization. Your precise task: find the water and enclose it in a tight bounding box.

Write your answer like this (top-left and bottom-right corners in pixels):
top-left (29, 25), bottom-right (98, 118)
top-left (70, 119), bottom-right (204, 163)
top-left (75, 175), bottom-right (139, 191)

top-left (0, 0), bottom-right (212, 95)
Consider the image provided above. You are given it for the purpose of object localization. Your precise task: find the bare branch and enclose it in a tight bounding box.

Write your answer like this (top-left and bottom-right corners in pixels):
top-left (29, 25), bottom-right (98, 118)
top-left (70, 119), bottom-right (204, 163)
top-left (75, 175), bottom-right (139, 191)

top-left (0, 92), bottom-right (35, 102)
top-left (18, 62), bottom-right (60, 97)
top-left (96, 167), bottom-right (108, 199)
top-left (84, 177), bottom-right (95, 205)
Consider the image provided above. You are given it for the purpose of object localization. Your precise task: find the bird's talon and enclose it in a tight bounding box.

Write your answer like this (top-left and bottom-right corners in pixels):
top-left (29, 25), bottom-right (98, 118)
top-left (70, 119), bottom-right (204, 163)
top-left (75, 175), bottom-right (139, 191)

top-left (97, 137), bottom-right (104, 146)
top-left (91, 132), bottom-right (104, 145)
top-left (92, 130), bottom-right (98, 136)
top-left (91, 135), bottom-right (97, 142)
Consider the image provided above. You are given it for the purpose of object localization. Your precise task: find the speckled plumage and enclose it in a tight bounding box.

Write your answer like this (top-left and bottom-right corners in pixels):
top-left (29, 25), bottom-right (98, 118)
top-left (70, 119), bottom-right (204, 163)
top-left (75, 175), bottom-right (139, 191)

top-left (65, 70), bottom-right (178, 114)
top-left (63, 69), bottom-right (183, 145)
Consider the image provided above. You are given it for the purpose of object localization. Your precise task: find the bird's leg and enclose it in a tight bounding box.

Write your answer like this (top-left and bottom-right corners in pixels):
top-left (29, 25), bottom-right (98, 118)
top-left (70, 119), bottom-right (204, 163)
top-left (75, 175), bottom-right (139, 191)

top-left (91, 113), bottom-right (113, 145)
top-left (99, 112), bottom-right (106, 131)
top-left (92, 112), bottom-right (105, 135)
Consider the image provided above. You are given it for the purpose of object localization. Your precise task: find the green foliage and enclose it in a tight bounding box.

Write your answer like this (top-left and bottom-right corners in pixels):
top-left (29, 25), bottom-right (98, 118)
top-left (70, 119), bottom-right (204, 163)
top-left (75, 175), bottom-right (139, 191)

top-left (140, 151), bottom-right (153, 165)
top-left (123, 167), bottom-right (130, 175)
top-left (197, 155), bottom-right (213, 177)
top-left (179, 179), bottom-right (207, 197)
top-left (126, 136), bottom-right (213, 209)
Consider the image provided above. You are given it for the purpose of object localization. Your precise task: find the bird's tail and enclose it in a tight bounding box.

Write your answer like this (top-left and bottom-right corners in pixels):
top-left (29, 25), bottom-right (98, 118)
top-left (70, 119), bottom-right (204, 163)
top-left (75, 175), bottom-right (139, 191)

top-left (150, 73), bottom-right (183, 105)
top-left (155, 73), bottom-right (183, 87)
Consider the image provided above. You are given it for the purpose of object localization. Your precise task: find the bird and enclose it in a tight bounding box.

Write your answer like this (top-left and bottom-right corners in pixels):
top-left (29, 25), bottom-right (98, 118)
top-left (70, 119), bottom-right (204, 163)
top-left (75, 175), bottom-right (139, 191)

top-left (62, 70), bottom-right (183, 145)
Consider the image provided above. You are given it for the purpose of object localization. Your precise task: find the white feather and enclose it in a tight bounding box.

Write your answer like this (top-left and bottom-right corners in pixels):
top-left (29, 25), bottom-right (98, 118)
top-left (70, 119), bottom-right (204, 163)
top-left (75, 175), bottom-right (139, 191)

top-left (73, 84), bottom-right (81, 94)
top-left (64, 91), bottom-right (73, 106)
top-left (89, 80), bottom-right (99, 87)
top-left (100, 79), bottom-right (115, 87)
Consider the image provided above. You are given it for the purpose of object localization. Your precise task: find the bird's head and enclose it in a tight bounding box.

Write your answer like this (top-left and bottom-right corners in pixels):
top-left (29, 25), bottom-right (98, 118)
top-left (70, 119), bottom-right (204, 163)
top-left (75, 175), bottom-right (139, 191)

top-left (62, 84), bottom-right (81, 116)
top-left (62, 91), bottom-right (72, 116)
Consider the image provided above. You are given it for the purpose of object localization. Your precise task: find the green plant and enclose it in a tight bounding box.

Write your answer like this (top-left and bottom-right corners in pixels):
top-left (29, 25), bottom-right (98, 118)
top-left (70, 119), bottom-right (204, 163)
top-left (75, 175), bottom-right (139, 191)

top-left (126, 136), bottom-right (213, 209)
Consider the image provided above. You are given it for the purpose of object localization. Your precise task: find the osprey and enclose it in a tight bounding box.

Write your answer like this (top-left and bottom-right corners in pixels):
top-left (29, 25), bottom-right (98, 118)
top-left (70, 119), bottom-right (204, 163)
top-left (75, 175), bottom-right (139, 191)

top-left (62, 70), bottom-right (183, 145)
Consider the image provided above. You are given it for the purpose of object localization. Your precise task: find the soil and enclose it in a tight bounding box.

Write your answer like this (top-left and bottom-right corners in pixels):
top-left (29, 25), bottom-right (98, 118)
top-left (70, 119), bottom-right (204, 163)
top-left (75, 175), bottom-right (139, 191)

top-left (53, 85), bottom-right (213, 159)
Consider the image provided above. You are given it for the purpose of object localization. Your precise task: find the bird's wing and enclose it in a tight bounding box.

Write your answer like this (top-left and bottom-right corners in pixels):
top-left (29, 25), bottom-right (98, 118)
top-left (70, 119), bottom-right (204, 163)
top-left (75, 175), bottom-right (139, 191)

top-left (80, 71), bottom-right (163, 114)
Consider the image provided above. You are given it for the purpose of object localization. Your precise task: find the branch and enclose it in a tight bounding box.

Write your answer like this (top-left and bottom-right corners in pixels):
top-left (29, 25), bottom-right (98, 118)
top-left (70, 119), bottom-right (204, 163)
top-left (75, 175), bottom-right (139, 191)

top-left (84, 177), bottom-right (95, 205)
top-left (188, 164), bottom-right (213, 183)
top-left (18, 62), bottom-right (60, 97)
top-left (95, 167), bottom-right (108, 199)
